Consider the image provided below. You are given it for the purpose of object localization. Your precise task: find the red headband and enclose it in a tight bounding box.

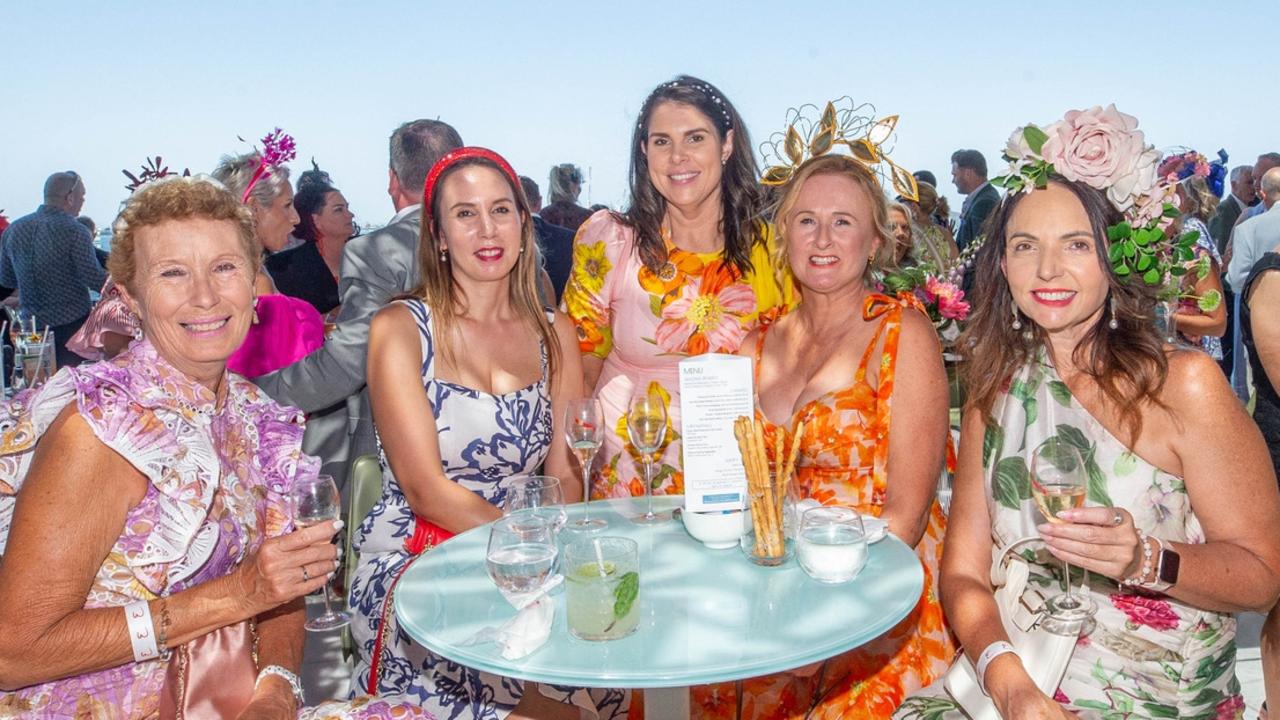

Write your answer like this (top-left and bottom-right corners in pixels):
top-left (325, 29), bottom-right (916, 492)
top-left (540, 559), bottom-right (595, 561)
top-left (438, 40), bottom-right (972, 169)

top-left (422, 146), bottom-right (521, 224)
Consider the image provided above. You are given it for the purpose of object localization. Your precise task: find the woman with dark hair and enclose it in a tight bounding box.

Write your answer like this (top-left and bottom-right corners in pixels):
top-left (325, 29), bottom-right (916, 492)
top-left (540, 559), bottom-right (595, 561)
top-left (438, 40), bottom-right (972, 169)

top-left (266, 166), bottom-right (355, 316)
top-left (896, 108), bottom-right (1280, 719)
top-left (562, 75), bottom-right (793, 502)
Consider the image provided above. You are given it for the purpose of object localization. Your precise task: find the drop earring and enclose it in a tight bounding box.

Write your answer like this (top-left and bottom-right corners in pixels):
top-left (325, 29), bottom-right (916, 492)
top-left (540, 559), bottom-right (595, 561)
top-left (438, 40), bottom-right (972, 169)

top-left (440, 248), bottom-right (448, 263)
top-left (1011, 303), bottom-right (1022, 331)
top-left (1108, 296), bottom-right (1119, 330)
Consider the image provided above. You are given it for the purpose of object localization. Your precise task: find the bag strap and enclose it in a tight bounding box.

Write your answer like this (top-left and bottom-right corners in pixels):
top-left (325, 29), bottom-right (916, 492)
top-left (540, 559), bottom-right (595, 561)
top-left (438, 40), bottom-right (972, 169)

top-left (990, 535), bottom-right (1042, 587)
top-left (366, 515), bottom-right (437, 695)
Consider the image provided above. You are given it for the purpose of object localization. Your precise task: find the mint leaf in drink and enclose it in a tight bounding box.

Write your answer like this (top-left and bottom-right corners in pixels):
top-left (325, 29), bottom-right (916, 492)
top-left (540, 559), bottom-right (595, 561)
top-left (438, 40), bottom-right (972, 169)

top-left (603, 571), bottom-right (639, 632)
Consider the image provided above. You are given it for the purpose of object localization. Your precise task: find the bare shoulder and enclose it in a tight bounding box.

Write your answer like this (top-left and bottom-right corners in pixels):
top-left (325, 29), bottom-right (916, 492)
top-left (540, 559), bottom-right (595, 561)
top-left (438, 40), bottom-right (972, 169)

top-left (550, 309), bottom-right (579, 346)
top-left (1158, 348), bottom-right (1239, 421)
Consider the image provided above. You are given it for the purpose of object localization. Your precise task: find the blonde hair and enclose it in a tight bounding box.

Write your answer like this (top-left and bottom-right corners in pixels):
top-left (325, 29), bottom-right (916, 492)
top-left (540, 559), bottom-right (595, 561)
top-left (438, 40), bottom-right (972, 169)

top-left (412, 158), bottom-right (559, 380)
top-left (1179, 176), bottom-right (1219, 223)
top-left (109, 176), bottom-right (259, 293)
top-left (772, 154), bottom-right (895, 281)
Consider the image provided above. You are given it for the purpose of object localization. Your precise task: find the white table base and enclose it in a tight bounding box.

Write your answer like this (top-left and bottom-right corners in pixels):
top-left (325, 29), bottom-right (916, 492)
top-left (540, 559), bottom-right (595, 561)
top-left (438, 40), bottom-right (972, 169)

top-left (643, 687), bottom-right (690, 720)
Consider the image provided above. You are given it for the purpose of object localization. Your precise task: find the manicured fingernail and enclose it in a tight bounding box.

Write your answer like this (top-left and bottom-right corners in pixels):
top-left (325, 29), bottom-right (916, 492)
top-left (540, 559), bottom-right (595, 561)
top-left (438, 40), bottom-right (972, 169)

top-left (332, 519), bottom-right (344, 531)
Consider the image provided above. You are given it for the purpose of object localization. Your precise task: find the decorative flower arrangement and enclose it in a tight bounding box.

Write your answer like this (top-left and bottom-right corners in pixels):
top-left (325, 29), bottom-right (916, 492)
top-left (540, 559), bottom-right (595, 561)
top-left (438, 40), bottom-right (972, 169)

top-left (879, 237), bottom-right (984, 340)
top-left (992, 105), bottom-right (1220, 313)
top-left (122, 156), bottom-right (189, 192)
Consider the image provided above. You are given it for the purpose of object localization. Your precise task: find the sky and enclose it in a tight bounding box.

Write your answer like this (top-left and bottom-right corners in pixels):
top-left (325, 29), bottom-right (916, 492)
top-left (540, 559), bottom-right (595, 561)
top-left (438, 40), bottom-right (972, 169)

top-left (2, 1), bottom-right (1275, 232)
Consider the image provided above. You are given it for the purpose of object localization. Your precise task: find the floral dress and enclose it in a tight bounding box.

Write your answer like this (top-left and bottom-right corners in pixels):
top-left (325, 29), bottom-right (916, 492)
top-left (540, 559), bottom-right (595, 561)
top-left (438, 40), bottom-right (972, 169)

top-left (0, 341), bottom-right (420, 719)
top-left (896, 356), bottom-right (1245, 720)
top-left (348, 298), bottom-right (626, 719)
top-left (562, 210), bottom-right (793, 500)
top-left (689, 294), bottom-right (955, 720)
top-left (1178, 216), bottom-right (1223, 360)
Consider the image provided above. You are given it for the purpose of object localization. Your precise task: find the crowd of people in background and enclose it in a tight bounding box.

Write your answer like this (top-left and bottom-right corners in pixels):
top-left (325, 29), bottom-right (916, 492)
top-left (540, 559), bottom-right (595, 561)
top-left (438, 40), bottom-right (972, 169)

top-left (1, 72), bottom-right (1280, 720)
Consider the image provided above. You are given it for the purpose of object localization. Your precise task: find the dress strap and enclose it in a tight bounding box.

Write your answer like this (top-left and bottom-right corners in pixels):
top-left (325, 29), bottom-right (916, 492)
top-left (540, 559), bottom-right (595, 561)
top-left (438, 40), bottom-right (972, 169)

top-left (393, 298), bottom-right (434, 383)
top-left (752, 322), bottom-right (772, 387)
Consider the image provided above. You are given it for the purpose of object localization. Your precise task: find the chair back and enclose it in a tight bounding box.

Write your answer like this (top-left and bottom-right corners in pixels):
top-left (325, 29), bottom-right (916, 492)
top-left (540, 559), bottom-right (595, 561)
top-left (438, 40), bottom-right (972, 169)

top-left (342, 454), bottom-right (383, 660)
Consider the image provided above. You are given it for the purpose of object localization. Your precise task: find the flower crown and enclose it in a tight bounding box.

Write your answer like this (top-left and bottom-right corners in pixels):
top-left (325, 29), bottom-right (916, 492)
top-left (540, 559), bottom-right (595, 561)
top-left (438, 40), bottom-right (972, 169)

top-left (239, 127), bottom-right (297, 203)
top-left (991, 105), bottom-right (1195, 287)
top-left (1158, 148), bottom-right (1229, 198)
top-left (759, 97), bottom-right (918, 202)
top-left (122, 156), bottom-right (190, 193)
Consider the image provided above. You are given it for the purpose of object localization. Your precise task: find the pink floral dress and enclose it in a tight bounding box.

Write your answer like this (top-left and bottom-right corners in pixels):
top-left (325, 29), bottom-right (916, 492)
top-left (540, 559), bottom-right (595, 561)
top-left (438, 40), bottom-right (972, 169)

top-left (896, 357), bottom-right (1244, 720)
top-left (562, 211), bottom-right (793, 499)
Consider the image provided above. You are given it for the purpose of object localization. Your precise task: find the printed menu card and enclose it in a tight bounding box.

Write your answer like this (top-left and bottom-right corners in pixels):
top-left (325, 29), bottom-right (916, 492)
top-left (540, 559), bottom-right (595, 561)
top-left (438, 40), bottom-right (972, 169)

top-left (678, 353), bottom-right (754, 512)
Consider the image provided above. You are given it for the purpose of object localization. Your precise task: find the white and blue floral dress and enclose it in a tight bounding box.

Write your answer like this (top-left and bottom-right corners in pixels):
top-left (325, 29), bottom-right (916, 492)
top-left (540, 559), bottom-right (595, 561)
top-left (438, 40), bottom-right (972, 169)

top-left (348, 298), bottom-right (626, 719)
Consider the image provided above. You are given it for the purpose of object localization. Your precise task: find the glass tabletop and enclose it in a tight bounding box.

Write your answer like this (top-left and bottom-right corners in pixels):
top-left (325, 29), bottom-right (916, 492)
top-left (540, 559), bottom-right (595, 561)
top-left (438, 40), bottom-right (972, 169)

top-left (394, 496), bottom-right (924, 689)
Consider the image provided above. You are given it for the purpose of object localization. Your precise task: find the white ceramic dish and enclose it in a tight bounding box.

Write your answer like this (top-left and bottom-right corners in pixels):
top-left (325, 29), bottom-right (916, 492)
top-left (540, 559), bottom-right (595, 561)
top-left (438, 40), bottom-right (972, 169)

top-left (680, 508), bottom-right (748, 549)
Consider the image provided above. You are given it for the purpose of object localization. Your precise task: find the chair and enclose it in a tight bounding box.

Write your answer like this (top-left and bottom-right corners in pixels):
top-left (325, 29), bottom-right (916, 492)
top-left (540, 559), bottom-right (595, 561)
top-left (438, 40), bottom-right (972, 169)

top-left (341, 453), bottom-right (383, 660)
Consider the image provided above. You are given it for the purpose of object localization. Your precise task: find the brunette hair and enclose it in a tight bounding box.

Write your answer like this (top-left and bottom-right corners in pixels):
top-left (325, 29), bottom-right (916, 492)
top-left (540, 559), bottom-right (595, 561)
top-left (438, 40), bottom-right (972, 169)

top-left (772, 154), bottom-right (895, 281)
top-left (619, 75), bottom-right (765, 277)
top-left (959, 177), bottom-right (1166, 443)
top-left (411, 157), bottom-right (559, 381)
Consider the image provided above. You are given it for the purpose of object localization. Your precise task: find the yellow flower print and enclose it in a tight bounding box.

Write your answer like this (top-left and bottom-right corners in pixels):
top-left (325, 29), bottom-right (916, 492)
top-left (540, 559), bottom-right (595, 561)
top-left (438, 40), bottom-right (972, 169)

top-left (571, 241), bottom-right (611, 297)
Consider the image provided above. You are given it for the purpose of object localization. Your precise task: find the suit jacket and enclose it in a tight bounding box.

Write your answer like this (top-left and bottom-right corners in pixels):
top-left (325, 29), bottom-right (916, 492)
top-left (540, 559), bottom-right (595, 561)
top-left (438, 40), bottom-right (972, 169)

top-left (1208, 195), bottom-right (1244, 256)
top-left (956, 183), bottom-right (1000, 251)
top-left (534, 216), bottom-right (574, 305)
top-left (255, 206), bottom-right (421, 491)
top-left (265, 241), bottom-right (341, 315)
top-left (1227, 204), bottom-right (1280, 291)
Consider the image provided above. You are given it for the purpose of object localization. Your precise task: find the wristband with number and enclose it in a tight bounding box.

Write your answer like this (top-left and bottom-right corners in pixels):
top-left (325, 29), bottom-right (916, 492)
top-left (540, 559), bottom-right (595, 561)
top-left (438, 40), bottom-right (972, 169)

top-left (123, 600), bottom-right (160, 663)
top-left (976, 640), bottom-right (1018, 696)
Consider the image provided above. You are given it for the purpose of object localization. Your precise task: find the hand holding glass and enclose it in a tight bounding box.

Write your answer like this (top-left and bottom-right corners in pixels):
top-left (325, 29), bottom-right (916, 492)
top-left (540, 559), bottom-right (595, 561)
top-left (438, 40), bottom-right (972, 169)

top-left (626, 389), bottom-right (670, 523)
top-left (565, 399), bottom-right (607, 531)
top-left (1031, 438), bottom-right (1095, 625)
top-left (288, 473), bottom-right (351, 631)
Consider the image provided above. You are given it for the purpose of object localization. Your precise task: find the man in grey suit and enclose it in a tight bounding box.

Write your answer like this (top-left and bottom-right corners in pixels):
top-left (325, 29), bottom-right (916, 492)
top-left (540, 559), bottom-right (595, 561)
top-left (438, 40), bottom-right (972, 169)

top-left (255, 119), bottom-right (464, 489)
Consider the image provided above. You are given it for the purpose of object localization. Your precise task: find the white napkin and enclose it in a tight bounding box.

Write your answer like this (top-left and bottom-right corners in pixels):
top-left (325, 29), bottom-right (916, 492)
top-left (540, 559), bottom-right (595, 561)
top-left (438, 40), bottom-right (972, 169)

top-left (462, 574), bottom-right (563, 659)
top-left (794, 499), bottom-right (889, 544)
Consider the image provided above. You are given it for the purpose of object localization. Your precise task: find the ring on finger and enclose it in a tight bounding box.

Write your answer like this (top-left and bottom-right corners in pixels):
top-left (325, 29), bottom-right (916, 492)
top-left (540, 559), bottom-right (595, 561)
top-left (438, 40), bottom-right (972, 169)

top-left (1112, 511), bottom-right (1123, 526)
top-left (303, 566), bottom-right (310, 582)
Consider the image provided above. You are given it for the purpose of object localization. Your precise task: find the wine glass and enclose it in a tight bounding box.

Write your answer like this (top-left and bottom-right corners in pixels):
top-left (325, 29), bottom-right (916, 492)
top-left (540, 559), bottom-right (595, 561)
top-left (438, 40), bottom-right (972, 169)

top-left (626, 388), bottom-right (670, 524)
top-left (565, 399), bottom-right (607, 531)
top-left (486, 513), bottom-right (558, 595)
top-left (288, 474), bottom-right (351, 631)
top-left (1030, 438), bottom-right (1096, 627)
top-left (502, 475), bottom-right (567, 533)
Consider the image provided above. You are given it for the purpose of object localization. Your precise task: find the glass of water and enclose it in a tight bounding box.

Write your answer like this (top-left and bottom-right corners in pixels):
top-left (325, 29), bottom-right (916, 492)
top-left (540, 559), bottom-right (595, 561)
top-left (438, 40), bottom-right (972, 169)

top-left (502, 475), bottom-right (568, 533)
top-left (797, 506), bottom-right (868, 584)
top-left (486, 514), bottom-right (558, 595)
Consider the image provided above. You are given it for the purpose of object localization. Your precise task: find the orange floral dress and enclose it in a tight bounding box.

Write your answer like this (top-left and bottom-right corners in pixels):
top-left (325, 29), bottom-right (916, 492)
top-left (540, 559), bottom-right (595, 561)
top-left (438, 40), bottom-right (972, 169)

top-left (691, 293), bottom-right (956, 720)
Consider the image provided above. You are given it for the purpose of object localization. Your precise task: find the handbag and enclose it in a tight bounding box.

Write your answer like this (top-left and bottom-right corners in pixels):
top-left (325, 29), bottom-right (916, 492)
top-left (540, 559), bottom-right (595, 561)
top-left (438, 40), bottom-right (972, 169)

top-left (366, 515), bottom-right (455, 694)
top-left (160, 619), bottom-right (258, 719)
top-left (942, 536), bottom-right (1079, 720)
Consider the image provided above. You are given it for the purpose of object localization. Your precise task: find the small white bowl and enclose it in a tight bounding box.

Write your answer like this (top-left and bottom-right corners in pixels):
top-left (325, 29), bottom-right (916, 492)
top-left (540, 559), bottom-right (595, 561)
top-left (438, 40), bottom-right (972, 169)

top-left (681, 508), bottom-right (748, 549)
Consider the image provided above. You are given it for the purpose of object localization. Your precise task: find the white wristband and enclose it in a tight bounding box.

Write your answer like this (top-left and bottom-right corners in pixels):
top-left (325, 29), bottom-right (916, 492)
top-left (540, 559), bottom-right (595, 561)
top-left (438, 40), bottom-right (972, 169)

top-left (976, 640), bottom-right (1018, 696)
top-left (123, 600), bottom-right (160, 663)
top-left (257, 664), bottom-right (305, 705)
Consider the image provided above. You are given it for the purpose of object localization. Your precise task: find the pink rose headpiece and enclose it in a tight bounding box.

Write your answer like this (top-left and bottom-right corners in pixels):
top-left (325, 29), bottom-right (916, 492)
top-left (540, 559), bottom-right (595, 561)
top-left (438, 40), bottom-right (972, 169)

top-left (240, 128), bottom-right (297, 203)
top-left (992, 105), bottom-right (1198, 289)
top-left (759, 97), bottom-right (919, 202)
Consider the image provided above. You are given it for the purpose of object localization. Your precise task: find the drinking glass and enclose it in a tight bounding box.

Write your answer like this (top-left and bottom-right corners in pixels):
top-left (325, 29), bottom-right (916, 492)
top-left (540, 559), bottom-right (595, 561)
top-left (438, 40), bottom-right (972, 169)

top-left (1030, 438), bottom-right (1095, 625)
top-left (797, 506), bottom-right (868, 584)
top-left (565, 399), bottom-right (607, 531)
top-left (1153, 300), bottom-right (1178, 344)
top-left (288, 474), bottom-right (351, 631)
top-left (626, 388), bottom-right (670, 523)
top-left (502, 475), bottom-right (567, 533)
top-left (486, 514), bottom-right (558, 595)
top-left (564, 536), bottom-right (639, 641)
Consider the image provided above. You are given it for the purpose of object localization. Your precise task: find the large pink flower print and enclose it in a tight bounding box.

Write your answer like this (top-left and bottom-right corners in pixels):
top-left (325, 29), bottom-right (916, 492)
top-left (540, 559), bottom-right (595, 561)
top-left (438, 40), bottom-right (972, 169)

top-left (654, 265), bottom-right (755, 355)
top-left (1110, 593), bottom-right (1180, 631)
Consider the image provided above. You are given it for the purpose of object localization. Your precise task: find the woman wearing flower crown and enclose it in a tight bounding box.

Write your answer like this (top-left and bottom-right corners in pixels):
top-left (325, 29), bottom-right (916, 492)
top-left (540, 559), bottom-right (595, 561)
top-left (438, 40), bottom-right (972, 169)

top-left (703, 148), bottom-right (956, 719)
top-left (562, 75), bottom-right (793, 503)
top-left (1155, 151), bottom-right (1227, 360)
top-left (895, 106), bottom-right (1280, 719)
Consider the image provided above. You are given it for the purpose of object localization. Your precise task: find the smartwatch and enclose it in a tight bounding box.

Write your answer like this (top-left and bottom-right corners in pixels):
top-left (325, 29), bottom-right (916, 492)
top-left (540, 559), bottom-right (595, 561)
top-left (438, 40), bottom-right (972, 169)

top-left (1147, 541), bottom-right (1180, 593)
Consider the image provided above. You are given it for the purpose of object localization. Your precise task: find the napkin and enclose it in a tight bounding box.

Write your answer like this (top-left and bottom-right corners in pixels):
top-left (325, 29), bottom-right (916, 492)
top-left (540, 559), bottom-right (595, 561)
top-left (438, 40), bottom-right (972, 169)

top-left (794, 499), bottom-right (889, 544)
top-left (462, 574), bottom-right (563, 660)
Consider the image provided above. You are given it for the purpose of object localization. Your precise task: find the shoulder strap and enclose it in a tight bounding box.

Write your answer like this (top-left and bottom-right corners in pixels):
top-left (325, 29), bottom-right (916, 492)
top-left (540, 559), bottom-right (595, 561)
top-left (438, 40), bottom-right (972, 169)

top-left (752, 323), bottom-right (772, 386)
top-left (394, 298), bottom-right (434, 382)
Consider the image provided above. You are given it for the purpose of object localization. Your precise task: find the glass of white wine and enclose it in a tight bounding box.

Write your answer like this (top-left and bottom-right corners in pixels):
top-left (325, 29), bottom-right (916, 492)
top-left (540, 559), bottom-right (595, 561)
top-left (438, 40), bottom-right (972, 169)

top-left (288, 474), bottom-right (351, 631)
top-left (565, 399), bottom-right (607, 531)
top-left (626, 388), bottom-right (670, 524)
top-left (1031, 437), bottom-right (1096, 625)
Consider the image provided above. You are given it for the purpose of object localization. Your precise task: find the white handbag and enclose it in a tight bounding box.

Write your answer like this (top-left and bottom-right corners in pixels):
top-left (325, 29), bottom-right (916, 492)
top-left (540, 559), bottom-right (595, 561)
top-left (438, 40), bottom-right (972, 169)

top-left (942, 536), bottom-right (1079, 720)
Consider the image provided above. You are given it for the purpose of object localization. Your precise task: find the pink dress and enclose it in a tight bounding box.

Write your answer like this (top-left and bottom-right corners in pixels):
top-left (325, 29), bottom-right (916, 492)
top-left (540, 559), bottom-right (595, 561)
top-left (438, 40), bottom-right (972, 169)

top-left (66, 277), bottom-right (138, 361)
top-left (227, 293), bottom-right (326, 378)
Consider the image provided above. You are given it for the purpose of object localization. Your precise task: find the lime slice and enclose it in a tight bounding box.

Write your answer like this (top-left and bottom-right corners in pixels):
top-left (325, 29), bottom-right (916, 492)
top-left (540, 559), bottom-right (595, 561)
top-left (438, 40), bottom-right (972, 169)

top-left (574, 561), bottom-right (616, 579)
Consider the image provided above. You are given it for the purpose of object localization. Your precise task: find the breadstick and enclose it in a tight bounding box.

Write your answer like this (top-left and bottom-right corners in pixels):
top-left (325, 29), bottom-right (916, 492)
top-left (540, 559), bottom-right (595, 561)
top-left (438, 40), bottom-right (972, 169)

top-left (782, 420), bottom-right (805, 501)
top-left (735, 418), bottom-right (767, 553)
top-left (753, 418), bottom-right (780, 556)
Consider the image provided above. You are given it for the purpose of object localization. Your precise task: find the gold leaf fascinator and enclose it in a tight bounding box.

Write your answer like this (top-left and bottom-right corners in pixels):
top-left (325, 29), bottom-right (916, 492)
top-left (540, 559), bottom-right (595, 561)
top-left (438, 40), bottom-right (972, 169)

top-left (759, 97), bottom-right (919, 202)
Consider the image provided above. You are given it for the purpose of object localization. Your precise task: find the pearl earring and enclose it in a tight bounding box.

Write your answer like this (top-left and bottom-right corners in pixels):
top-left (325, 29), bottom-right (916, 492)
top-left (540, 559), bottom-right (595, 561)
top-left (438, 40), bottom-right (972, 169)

top-left (1011, 303), bottom-right (1022, 331)
top-left (440, 248), bottom-right (448, 262)
top-left (1108, 296), bottom-right (1119, 330)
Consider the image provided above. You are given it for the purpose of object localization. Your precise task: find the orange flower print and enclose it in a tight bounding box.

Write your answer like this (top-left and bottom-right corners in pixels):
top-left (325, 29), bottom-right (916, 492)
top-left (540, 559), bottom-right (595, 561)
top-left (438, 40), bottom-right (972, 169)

top-left (654, 261), bottom-right (755, 354)
top-left (638, 250), bottom-right (704, 298)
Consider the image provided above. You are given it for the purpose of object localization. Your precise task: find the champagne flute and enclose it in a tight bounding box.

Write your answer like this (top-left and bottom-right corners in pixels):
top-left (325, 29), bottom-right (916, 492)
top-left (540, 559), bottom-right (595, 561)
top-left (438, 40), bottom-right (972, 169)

top-left (502, 475), bottom-right (568, 532)
top-left (626, 388), bottom-right (670, 524)
top-left (288, 474), bottom-right (351, 631)
top-left (565, 399), bottom-right (607, 531)
top-left (1031, 438), bottom-right (1096, 625)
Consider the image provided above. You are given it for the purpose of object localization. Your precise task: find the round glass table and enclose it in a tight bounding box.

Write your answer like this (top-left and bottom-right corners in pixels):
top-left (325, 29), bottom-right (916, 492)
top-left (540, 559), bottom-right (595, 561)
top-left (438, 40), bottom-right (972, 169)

top-left (394, 496), bottom-right (924, 718)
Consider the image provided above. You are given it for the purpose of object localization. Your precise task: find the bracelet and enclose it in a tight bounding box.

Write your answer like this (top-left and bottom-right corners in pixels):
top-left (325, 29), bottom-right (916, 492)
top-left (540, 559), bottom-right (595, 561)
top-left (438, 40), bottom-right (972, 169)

top-left (155, 599), bottom-right (171, 651)
top-left (1121, 528), bottom-right (1154, 587)
top-left (257, 665), bottom-right (305, 706)
top-left (976, 640), bottom-right (1018, 696)
top-left (122, 600), bottom-right (160, 663)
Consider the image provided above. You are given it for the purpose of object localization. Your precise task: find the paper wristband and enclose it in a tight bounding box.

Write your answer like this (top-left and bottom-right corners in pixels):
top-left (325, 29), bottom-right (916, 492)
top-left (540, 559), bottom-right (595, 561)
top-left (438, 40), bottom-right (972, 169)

top-left (976, 640), bottom-right (1018, 696)
top-left (123, 600), bottom-right (160, 662)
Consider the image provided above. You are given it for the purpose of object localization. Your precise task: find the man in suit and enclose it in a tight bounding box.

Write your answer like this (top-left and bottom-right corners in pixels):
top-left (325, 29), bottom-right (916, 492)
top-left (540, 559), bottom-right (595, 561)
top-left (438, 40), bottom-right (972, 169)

top-left (255, 119), bottom-right (463, 491)
top-left (519, 175), bottom-right (574, 305)
top-left (1209, 166), bottom-right (1256, 254)
top-left (951, 149), bottom-right (999, 252)
top-left (1226, 167), bottom-right (1280, 404)
top-left (1235, 153), bottom-right (1280, 228)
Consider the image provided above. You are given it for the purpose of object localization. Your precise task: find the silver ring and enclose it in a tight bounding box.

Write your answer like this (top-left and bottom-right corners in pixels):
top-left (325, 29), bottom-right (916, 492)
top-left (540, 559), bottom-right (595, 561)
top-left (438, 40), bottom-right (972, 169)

top-left (302, 566), bottom-right (311, 582)
top-left (1113, 511), bottom-right (1124, 526)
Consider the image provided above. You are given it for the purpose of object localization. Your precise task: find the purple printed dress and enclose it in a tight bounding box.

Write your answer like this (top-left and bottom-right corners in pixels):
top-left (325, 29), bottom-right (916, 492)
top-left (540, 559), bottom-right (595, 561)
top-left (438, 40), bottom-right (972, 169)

top-left (0, 340), bottom-right (429, 720)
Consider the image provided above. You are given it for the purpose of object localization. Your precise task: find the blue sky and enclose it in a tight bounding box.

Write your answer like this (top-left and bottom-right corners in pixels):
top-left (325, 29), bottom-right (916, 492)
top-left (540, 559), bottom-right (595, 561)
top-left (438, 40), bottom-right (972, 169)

top-left (2, 1), bottom-right (1274, 230)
